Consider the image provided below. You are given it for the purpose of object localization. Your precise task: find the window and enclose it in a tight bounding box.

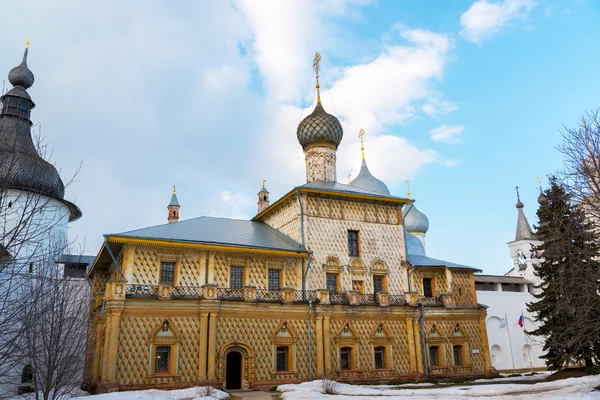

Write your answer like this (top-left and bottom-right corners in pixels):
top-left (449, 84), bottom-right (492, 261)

top-left (475, 282), bottom-right (497, 291)
top-left (276, 346), bottom-right (288, 372)
top-left (374, 346), bottom-right (385, 369)
top-left (21, 364), bottom-right (33, 383)
top-left (501, 283), bottom-right (522, 292)
top-left (453, 345), bottom-right (462, 366)
top-left (64, 263), bottom-right (87, 279)
top-left (268, 269), bottom-right (281, 291)
top-left (160, 262), bottom-right (175, 284)
top-left (429, 346), bottom-right (439, 367)
top-left (230, 266), bottom-right (244, 289)
top-left (348, 230), bottom-right (359, 257)
top-left (340, 347), bottom-right (352, 370)
top-left (326, 273), bottom-right (338, 294)
top-left (373, 275), bottom-right (384, 294)
top-left (423, 278), bottom-right (433, 297)
top-left (155, 345), bottom-right (170, 371)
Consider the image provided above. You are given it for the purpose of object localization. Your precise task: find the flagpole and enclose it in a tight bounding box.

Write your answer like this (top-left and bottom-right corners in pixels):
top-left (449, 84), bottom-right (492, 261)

top-left (505, 312), bottom-right (516, 373)
top-left (522, 311), bottom-right (533, 373)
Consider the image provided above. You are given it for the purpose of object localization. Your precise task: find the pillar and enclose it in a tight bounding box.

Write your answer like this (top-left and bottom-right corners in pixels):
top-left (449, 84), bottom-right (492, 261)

top-left (198, 313), bottom-right (209, 381)
top-left (323, 315), bottom-right (331, 376)
top-left (207, 312), bottom-right (218, 380)
top-left (412, 317), bottom-right (424, 374)
top-left (315, 315), bottom-right (324, 376)
top-left (100, 303), bottom-right (124, 384)
top-left (121, 246), bottom-right (136, 282)
top-left (479, 314), bottom-right (493, 372)
top-left (406, 317), bottom-right (417, 374)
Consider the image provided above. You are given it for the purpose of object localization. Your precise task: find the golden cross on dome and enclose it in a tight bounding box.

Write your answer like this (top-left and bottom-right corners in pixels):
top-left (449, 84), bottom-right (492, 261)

top-left (313, 52), bottom-right (321, 103)
top-left (347, 173), bottom-right (352, 184)
top-left (406, 180), bottom-right (411, 199)
top-left (536, 177), bottom-right (542, 190)
top-left (26, 37), bottom-right (30, 49)
top-left (173, 185), bottom-right (176, 195)
top-left (358, 128), bottom-right (365, 160)
top-left (262, 179), bottom-right (266, 189)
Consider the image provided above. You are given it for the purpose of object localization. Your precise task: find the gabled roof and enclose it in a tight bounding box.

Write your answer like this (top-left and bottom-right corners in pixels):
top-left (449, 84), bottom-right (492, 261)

top-left (407, 254), bottom-right (481, 272)
top-left (107, 216), bottom-right (306, 253)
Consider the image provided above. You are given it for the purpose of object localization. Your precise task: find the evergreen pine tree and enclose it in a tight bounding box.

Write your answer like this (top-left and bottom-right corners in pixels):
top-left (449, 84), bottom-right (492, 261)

top-left (527, 177), bottom-right (600, 372)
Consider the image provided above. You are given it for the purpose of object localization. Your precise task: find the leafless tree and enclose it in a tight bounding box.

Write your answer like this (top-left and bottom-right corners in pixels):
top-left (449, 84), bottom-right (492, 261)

top-left (0, 113), bottom-right (81, 393)
top-left (557, 109), bottom-right (600, 226)
top-left (18, 241), bottom-right (90, 400)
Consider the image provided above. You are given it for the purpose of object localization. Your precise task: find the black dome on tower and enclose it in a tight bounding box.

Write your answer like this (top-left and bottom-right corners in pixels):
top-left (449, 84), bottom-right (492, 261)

top-left (0, 43), bottom-right (81, 221)
top-left (297, 101), bottom-right (343, 149)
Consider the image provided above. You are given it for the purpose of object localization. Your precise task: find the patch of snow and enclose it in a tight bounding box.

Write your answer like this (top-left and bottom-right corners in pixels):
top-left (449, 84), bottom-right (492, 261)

top-left (278, 375), bottom-right (600, 399)
top-left (7, 386), bottom-right (229, 400)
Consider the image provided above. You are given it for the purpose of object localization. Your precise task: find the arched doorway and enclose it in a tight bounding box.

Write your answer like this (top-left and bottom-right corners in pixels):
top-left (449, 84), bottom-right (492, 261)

top-left (226, 351), bottom-right (243, 390)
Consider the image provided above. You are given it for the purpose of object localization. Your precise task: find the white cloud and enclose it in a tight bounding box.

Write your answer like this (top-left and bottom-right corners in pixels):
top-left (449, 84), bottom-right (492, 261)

top-left (429, 125), bottom-right (465, 143)
top-left (460, 0), bottom-right (536, 43)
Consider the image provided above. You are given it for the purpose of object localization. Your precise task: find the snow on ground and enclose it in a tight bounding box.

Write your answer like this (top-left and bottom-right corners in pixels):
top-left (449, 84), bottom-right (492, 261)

top-left (278, 375), bottom-right (600, 400)
top-left (7, 386), bottom-right (229, 400)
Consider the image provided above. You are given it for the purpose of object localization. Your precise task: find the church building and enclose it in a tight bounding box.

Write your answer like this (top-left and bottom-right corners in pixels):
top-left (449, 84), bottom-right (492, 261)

top-left (85, 55), bottom-right (494, 392)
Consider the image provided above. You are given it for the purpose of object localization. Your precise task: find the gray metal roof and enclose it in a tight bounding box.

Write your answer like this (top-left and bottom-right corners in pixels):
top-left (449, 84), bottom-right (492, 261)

top-left (407, 254), bottom-right (481, 272)
top-left (299, 180), bottom-right (408, 201)
top-left (109, 216), bottom-right (306, 253)
top-left (405, 231), bottom-right (425, 256)
top-left (403, 202), bottom-right (429, 234)
top-left (515, 198), bottom-right (536, 241)
top-left (474, 274), bottom-right (532, 284)
top-left (349, 159), bottom-right (390, 195)
top-left (169, 192), bottom-right (180, 207)
top-left (57, 254), bottom-right (97, 266)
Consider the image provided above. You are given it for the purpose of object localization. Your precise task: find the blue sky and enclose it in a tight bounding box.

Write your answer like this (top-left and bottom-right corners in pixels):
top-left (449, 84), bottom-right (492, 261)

top-left (1, 0), bottom-right (598, 275)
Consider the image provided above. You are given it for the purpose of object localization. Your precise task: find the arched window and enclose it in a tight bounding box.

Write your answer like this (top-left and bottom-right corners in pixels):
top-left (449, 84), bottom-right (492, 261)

top-left (148, 320), bottom-right (179, 376)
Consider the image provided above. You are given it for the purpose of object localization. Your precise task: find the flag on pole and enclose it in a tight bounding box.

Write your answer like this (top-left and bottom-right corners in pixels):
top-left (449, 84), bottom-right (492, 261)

top-left (518, 312), bottom-right (524, 328)
top-left (499, 314), bottom-right (508, 329)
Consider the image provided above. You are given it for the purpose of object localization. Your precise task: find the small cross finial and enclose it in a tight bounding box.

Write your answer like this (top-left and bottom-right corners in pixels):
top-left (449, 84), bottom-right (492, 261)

top-left (358, 128), bottom-right (365, 160)
top-left (173, 185), bottom-right (176, 195)
top-left (536, 177), bottom-right (542, 190)
top-left (515, 186), bottom-right (520, 200)
top-left (262, 179), bottom-right (266, 189)
top-left (406, 180), bottom-right (411, 199)
top-left (313, 52), bottom-right (322, 103)
top-left (347, 173), bottom-right (352, 184)
top-left (25, 37), bottom-right (30, 49)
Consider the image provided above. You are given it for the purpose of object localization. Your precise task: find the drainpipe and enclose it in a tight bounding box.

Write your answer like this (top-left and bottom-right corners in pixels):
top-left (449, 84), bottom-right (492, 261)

top-left (420, 301), bottom-right (428, 377)
top-left (308, 300), bottom-right (313, 381)
top-left (296, 188), bottom-right (305, 247)
top-left (302, 252), bottom-right (313, 301)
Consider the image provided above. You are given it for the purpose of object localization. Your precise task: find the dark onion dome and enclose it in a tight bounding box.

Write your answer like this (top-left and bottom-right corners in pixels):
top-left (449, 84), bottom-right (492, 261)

top-left (537, 188), bottom-right (547, 205)
top-left (0, 44), bottom-right (80, 221)
top-left (402, 202), bottom-right (429, 234)
top-left (297, 101), bottom-right (343, 149)
top-left (349, 160), bottom-right (390, 195)
top-left (8, 47), bottom-right (34, 89)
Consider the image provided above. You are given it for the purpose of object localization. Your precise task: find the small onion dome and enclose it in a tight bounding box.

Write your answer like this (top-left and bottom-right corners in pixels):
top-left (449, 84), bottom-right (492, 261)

top-left (516, 198), bottom-right (524, 209)
top-left (537, 189), bottom-right (547, 205)
top-left (349, 160), bottom-right (390, 195)
top-left (405, 230), bottom-right (425, 256)
top-left (297, 102), bottom-right (343, 149)
top-left (8, 48), bottom-right (34, 89)
top-left (403, 202), bottom-right (429, 234)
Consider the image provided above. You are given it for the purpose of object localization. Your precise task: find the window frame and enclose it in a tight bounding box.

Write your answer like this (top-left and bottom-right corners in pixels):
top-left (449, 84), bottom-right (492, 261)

top-left (230, 266), bottom-right (244, 290)
top-left (373, 274), bottom-right (387, 294)
top-left (347, 230), bottom-right (360, 257)
top-left (374, 346), bottom-right (385, 370)
top-left (340, 346), bottom-right (353, 371)
top-left (159, 262), bottom-right (175, 285)
top-left (422, 277), bottom-right (436, 297)
top-left (268, 269), bottom-right (282, 292)
top-left (326, 272), bottom-right (339, 294)
top-left (276, 345), bottom-right (289, 372)
top-left (154, 345), bottom-right (171, 372)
